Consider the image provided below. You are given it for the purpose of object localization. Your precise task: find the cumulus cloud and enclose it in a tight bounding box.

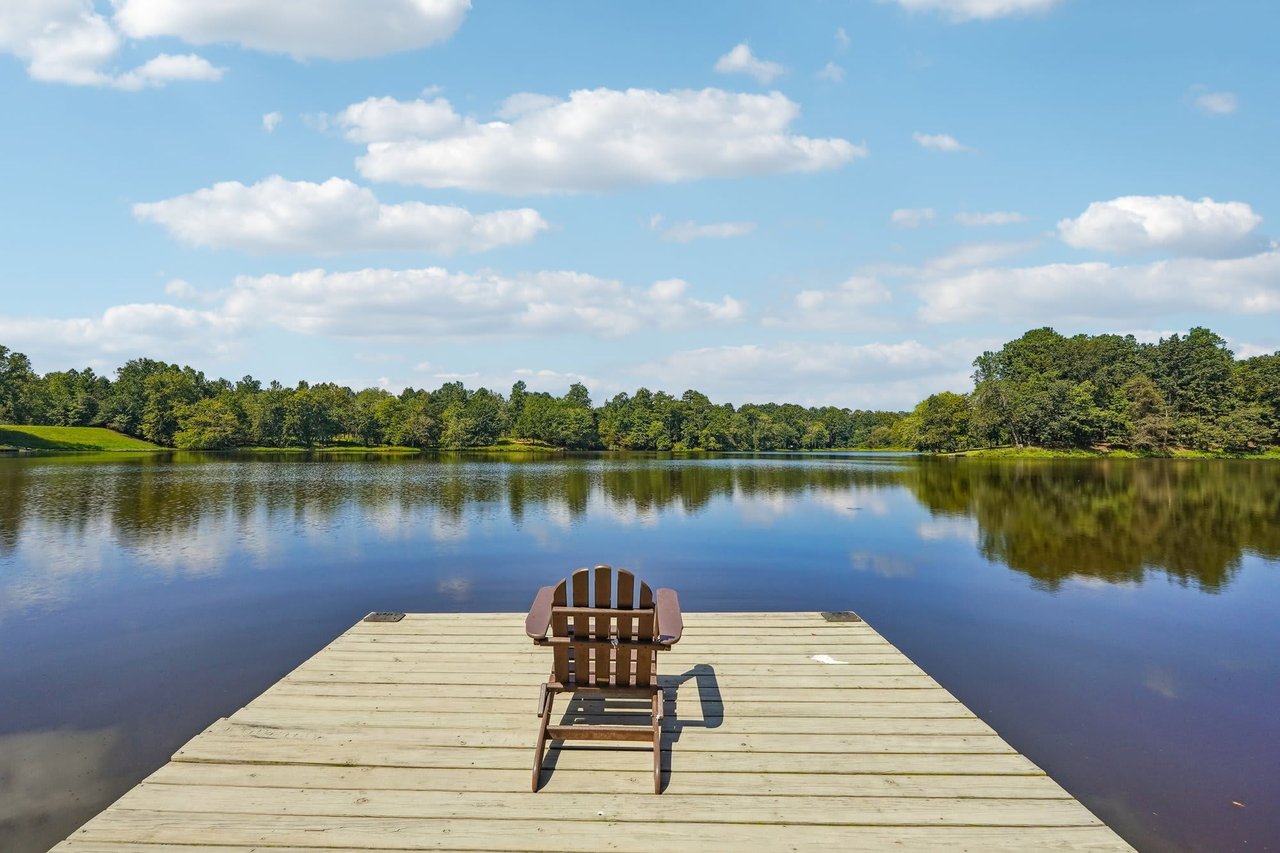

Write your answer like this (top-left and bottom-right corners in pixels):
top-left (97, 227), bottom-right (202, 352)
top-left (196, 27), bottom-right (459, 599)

top-left (1189, 86), bottom-right (1238, 115)
top-left (915, 250), bottom-right (1280, 324)
top-left (655, 219), bottom-right (755, 243)
top-left (1057, 195), bottom-right (1266, 257)
top-left (784, 277), bottom-right (894, 330)
top-left (221, 268), bottom-right (745, 339)
top-left (714, 42), bottom-right (785, 84)
top-left (262, 111), bottom-right (283, 133)
top-left (835, 27), bottom-right (850, 49)
top-left (336, 95), bottom-right (461, 143)
top-left (887, 0), bottom-right (1064, 22)
top-left (912, 131), bottom-right (971, 152)
top-left (341, 88), bottom-right (865, 194)
top-left (891, 207), bottom-right (935, 228)
top-left (113, 0), bottom-right (469, 60)
top-left (0, 303), bottom-right (242, 365)
top-left (132, 176), bottom-right (548, 255)
top-left (817, 62), bottom-right (846, 82)
top-left (955, 210), bottom-right (1027, 226)
top-left (632, 339), bottom-right (983, 408)
top-left (113, 52), bottom-right (222, 89)
top-left (0, 0), bottom-right (222, 88)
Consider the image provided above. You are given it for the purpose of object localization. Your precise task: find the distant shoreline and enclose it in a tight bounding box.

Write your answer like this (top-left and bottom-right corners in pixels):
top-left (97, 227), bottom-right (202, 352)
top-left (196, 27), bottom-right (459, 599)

top-left (3, 425), bottom-right (1278, 460)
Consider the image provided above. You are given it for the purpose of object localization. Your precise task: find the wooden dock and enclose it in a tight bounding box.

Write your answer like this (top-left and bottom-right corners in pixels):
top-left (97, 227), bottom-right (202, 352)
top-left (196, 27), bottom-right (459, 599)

top-left (54, 612), bottom-right (1134, 851)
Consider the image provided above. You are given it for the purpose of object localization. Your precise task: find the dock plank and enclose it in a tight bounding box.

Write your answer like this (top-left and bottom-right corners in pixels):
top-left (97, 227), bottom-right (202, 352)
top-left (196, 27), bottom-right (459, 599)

top-left (52, 612), bottom-right (1134, 852)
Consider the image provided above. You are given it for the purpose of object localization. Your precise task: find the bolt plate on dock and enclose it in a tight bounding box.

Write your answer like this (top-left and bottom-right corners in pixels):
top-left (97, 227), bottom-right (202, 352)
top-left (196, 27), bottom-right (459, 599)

top-left (363, 611), bottom-right (405, 622)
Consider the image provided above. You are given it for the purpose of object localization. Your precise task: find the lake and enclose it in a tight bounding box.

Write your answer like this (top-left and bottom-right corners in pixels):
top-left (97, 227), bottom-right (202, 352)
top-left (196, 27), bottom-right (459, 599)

top-left (1, 452), bottom-right (1276, 852)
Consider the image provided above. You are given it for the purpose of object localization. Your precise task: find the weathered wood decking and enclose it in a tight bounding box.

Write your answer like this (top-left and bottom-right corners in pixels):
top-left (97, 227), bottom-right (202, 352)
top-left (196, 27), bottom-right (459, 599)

top-left (54, 612), bottom-right (1134, 851)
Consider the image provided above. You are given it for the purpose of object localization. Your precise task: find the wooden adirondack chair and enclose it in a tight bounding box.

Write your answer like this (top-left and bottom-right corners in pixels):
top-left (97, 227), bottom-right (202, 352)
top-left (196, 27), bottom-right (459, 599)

top-left (525, 565), bottom-right (683, 793)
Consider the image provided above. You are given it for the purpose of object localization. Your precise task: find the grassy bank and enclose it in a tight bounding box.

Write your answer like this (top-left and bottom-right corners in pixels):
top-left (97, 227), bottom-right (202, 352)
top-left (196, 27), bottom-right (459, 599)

top-left (947, 446), bottom-right (1280, 459)
top-left (0, 425), bottom-right (163, 452)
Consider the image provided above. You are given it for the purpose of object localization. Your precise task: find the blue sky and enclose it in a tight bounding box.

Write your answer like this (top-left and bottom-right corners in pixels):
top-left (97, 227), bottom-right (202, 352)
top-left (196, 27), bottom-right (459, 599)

top-left (1, 0), bottom-right (1277, 409)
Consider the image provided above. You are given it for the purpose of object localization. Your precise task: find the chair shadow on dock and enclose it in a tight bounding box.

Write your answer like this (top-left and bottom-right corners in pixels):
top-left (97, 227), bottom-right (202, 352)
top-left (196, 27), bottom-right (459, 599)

top-left (539, 663), bottom-right (722, 792)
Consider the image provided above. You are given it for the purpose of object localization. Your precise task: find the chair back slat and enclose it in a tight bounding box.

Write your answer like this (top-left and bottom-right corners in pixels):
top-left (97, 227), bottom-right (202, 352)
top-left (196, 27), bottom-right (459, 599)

top-left (593, 565), bottom-right (612, 685)
top-left (551, 580), bottom-right (570, 683)
top-left (570, 568), bottom-right (591, 682)
top-left (634, 581), bottom-right (655, 686)
top-left (615, 569), bottom-right (636, 687)
top-left (548, 565), bottom-right (660, 689)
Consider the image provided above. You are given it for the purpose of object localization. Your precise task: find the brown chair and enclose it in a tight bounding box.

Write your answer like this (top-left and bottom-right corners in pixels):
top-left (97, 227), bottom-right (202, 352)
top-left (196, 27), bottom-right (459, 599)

top-left (525, 564), bottom-right (683, 793)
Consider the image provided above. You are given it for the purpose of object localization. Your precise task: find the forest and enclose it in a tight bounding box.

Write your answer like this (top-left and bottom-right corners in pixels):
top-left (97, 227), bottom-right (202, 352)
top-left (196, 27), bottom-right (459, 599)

top-left (1, 326), bottom-right (1277, 453)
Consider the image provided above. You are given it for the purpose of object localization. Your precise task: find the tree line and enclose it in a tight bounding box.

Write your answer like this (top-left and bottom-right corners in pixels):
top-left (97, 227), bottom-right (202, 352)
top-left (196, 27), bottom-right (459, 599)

top-left (2, 325), bottom-right (1277, 453)
top-left (0, 347), bottom-right (901, 451)
top-left (898, 327), bottom-right (1280, 453)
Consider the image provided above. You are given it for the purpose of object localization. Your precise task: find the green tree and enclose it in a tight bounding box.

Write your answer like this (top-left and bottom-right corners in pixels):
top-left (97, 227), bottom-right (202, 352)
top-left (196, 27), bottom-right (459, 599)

top-left (105, 358), bottom-right (172, 436)
top-left (173, 396), bottom-right (245, 449)
top-left (904, 392), bottom-right (971, 452)
top-left (386, 393), bottom-right (440, 447)
top-left (0, 345), bottom-right (39, 424)
top-left (140, 368), bottom-right (206, 445)
top-left (1123, 375), bottom-right (1173, 453)
top-left (1155, 327), bottom-right (1235, 448)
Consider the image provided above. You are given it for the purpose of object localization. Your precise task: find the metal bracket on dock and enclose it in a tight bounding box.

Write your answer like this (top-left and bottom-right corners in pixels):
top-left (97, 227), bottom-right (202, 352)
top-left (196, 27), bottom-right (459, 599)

top-left (819, 611), bottom-right (863, 623)
top-left (363, 611), bottom-right (405, 622)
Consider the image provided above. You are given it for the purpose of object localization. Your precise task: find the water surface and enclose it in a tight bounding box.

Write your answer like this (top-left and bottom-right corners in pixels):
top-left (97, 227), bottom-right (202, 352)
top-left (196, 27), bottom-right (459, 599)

top-left (1, 453), bottom-right (1276, 852)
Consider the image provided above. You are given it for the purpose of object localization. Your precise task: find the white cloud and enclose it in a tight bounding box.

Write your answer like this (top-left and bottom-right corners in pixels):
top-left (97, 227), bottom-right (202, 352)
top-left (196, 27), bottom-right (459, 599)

top-left (913, 131), bottom-right (972, 152)
top-left (891, 207), bottom-right (935, 228)
top-left (1233, 340), bottom-right (1280, 360)
top-left (113, 52), bottom-right (222, 89)
top-left (1057, 195), bottom-right (1265, 257)
top-left (494, 92), bottom-right (562, 120)
top-left (1189, 87), bottom-right (1238, 115)
top-left (336, 95), bottom-right (461, 143)
top-left (923, 240), bottom-right (1039, 272)
top-left (915, 250), bottom-right (1280, 324)
top-left (113, 0), bottom-right (470, 60)
top-left (262, 111), bottom-right (283, 133)
top-left (222, 268), bottom-right (746, 339)
top-left (786, 276), bottom-right (893, 329)
top-left (632, 339), bottom-right (983, 408)
top-left (0, 0), bottom-right (221, 88)
top-left (714, 42), bottom-right (785, 84)
top-left (955, 210), bottom-right (1027, 226)
top-left (887, 0), bottom-right (1064, 22)
top-left (133, 176), bottom-right (548, 255)
top-left (835, 27), bottom-right (850, 49)
top-left (0, 303), bottom-right (242, 365)
top-left (164, 278), bottom-right (197, 298)
top-left (343, 88), bottom-right (865, 194)
top-left (657, 220), bottom-right (755, 243)
top-left (817, 62), bottom-right (846, 82)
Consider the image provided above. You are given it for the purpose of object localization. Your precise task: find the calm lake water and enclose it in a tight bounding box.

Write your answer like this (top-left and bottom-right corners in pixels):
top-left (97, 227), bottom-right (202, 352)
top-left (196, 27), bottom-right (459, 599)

top-left (1, 452), bottom-right (1277, 852)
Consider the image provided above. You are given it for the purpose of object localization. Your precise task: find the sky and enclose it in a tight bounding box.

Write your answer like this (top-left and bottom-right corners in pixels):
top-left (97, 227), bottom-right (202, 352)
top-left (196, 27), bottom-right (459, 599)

top-left (0, 0), bottom-right (1277, 410)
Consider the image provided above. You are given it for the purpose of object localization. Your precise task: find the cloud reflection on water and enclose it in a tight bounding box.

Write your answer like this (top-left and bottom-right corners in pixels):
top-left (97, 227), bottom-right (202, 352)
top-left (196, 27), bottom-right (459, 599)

top-left (1, 455), bottom-right (1278, 618)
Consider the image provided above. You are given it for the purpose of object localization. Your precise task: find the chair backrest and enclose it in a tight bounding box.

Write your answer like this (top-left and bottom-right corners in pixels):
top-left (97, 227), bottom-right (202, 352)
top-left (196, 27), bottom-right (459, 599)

top-left (550, 565), bottom-right (656, 689)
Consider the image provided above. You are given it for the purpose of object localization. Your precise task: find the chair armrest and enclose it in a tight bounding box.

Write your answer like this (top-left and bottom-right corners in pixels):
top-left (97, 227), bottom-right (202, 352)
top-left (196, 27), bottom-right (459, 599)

top-left (655, 588), bottom-right (683, 645)
top-left (525, 585), bottom-right (556, 639)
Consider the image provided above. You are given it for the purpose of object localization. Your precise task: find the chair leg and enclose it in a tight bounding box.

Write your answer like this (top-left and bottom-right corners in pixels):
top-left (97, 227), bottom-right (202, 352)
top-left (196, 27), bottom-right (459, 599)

top-left (532, 687), bottom-right (554, 792)
top-left (652, 688), bottom-right (663, 794)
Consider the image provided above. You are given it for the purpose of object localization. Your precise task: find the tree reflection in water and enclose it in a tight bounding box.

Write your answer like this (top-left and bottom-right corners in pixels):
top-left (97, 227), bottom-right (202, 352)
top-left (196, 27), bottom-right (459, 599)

top-left (1, 453), bottom-right (1277, 595)
top-left (906, 458), bottom-right (1280, 591)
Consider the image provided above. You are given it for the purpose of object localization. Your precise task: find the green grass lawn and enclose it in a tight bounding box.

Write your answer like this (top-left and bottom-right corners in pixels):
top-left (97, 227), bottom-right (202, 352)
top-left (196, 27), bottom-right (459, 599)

top-left (0, 425), bottom-right (164, 452)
